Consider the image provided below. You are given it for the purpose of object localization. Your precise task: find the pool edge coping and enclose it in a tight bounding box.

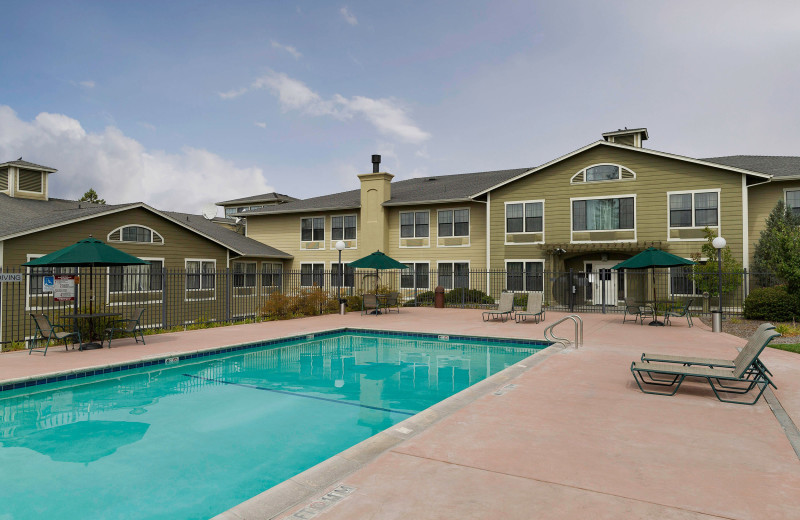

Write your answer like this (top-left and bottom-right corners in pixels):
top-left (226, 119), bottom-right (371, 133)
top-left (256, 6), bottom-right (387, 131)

top-left (211, 340), bottom-right (567, 520)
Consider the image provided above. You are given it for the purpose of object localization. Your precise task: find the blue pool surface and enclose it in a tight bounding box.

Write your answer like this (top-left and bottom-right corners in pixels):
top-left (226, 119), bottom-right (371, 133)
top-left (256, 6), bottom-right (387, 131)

top-left (0, 331), bottom-right (545, 519)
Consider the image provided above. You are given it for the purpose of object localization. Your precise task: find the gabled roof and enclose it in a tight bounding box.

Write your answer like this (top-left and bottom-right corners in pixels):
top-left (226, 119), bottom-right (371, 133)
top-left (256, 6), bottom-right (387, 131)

top-left (0, 194), bottom-right (291, 259)
top-left (244, 167), bottom-right (531, 215)
top-left (470, 141), bottom-right (773, 198)
top-left (702, 156), bottom-right (800, 179)
top-left (215, 192), bottom-right (299, 206)
top-left (0, 158), bottom-right (57, 172)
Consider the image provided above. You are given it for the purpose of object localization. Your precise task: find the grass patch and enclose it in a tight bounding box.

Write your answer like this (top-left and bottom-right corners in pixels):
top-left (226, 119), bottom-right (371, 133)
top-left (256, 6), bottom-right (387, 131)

top-left (769, 343), bottom-right (800, 354)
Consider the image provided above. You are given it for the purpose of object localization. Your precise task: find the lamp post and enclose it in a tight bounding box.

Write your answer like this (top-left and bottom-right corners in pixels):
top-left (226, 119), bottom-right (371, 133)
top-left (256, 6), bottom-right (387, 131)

top-left (711, 236), bottom-right (726, 332)
top-left (335, 240), bottom-right (346, 315)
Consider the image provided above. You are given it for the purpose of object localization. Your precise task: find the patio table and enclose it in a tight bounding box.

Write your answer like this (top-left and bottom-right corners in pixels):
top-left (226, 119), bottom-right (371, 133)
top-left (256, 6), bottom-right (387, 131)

top-left (644, 300), bottom-right (675, 327)
top-left (61, 312), bottom-right (121, 350)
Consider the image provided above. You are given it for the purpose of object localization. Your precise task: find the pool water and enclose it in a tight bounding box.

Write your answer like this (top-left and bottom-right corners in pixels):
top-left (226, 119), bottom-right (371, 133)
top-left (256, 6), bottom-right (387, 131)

top-left (0, 331), bottom-right (544, 519)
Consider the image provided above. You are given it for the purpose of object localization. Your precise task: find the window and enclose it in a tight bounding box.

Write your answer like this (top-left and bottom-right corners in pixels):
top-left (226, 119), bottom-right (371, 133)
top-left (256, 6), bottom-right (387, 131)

top-left (301, 217), bottom-right (325, 242)
top-left (225, 207), bottom-right (237, 217)
top-left (506, 202), bottom-right (543, 233)
top-left (670, 263), bottom-right (704, 296)
top-left (506, 261), bottom-right (544, 292)
top-left (0, 168), bottom-right (7, 191)
top-left (17, 169), bottom-right (42, 192)
top-left (669, 191), bottom-right (718, 228)
top-left (572, 197), bottom-right (634, 231)
top-left (109, 225), bottom-right (163, 244)
top-left (300, 263), bottom-right (325, 287)
top-left (331, 215), bottom-right (357, 241)
top-left (331, 263), bottom-right (355, 288)
top-left (786, 190), bottom-right (800, 217)
top-left (571, 164), bottom-right (635, 183)
top-left (186, 260), bottom-right (215, 290)
top-left (26, 255), bottom-right (76, 295)
top-left (438, 262), bottom-right (469, 289)
top-left (232, 261), bottom-right (256, 288)
top-left (400, 211), bottom-right (429, 238)
top-left (438, 209), bottom-right (469, 237)
top-left (262, 263), bottom-right (282, 287)
top-left (110, 260), bottom-right (163, 293)
top-left (401, 263), bottom-right (430, 289)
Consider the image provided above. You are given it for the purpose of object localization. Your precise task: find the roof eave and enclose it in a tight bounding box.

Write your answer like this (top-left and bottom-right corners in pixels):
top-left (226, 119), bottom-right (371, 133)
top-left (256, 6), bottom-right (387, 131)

top-left (382, 197), bottom-right (477, 207)
top-left (0, 162), bottom-right (58, 173)
top-left (245, 205), bottom-right (361, 216)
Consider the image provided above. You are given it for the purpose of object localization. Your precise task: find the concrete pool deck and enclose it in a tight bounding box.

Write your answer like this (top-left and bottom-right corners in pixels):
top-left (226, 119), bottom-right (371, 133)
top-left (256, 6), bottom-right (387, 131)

top-left (3, 308), bottom-right (800, 519)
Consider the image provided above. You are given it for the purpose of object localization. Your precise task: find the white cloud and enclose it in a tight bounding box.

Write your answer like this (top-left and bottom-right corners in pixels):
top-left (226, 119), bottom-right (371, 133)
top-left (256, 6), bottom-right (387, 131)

top-left (0, 106), bottom-right (274, 212)
top-left (340, 6), bottom-right (358, 25)
top-left (70, 80), bottom-right (95, 89)
top-left (138, 121), bottom-right (156, 131)
top-left (221, 71), bottom-right (430, 144)
top-left (254, 121), bottom-right (267, 128)
top-left (271, 40), bottom-right (302, 59)
top-left (218, 87), bottom-right (249, 99)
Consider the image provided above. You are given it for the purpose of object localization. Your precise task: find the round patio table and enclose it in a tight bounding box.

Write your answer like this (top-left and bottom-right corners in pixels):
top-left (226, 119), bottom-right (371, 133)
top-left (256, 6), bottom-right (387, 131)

top-left (61, 312), bottom-right (121, 350)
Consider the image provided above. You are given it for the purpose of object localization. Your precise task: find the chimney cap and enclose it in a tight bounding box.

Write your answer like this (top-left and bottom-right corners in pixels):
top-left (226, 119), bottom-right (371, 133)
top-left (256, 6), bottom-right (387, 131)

top-left (601, 127), bottom-right (649, 141)
top-left (371, 154), bottom-right (381, 173)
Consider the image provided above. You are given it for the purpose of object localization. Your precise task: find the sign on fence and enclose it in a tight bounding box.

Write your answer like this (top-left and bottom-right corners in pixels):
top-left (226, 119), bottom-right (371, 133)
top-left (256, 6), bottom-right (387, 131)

top-left (53, 275), bottom-right (76, 301)
top-left (0, 273), bottom-right (23, 283)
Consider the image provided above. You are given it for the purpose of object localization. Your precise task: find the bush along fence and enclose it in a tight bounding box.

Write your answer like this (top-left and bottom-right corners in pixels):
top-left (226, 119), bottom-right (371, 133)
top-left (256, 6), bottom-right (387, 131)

top-left (0, 265), bottom-right (788, 348)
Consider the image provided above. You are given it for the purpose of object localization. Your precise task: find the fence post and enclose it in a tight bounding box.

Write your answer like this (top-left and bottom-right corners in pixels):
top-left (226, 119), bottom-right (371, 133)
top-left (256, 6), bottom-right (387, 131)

top-left (569, 268), bottom-right (575, 313)
top-left (743, 268), bottom-right (749, 299)
top-left (601, 269), bottom-right (607, 314)
top-left (226, 268), bottom-right (232, 323)
top-left (161, 267), bottom-right (168, 329)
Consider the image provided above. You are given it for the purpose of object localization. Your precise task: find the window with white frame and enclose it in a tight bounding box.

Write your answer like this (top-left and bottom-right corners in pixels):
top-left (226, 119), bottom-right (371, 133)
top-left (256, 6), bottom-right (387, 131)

top-left (232, 261), bottom-right (257, 288)
top-left (401, 262), bottom-right (429, 289)
top-left (110, 260), bottom-right (163, 293)
top-left (186, 260), bottom-right (216, 290)
top-left (787, 190), bottom-right (800, 217)
top-left (437, 262), bottom-right (469, 289)
top-left (331, 215), bottom-right (357, 241)
top-left (300, 263), bottom-right (325, 287)
top-left (506, 261), bottom-right (544, 292)
top-left (261, 263), bottom-right (282, 287)
top-left (301, 217), bottom-right (325, 242)
top-left (400, 211), bottom-right (429, 238)
top-left (438, 209), bottom-right (469, 237)
top-left (109, 225), bottom-right (164, 244)
top-left (506, 201), bottom-right (543, 233)
top-left (669, 191), bottom-right (719, 228)
top-left (572, 197), bottom-right (635, 231)
top-left (26, 255), bottom-right (77, 295)
top-left (331, 263), bottom-right (355, 287)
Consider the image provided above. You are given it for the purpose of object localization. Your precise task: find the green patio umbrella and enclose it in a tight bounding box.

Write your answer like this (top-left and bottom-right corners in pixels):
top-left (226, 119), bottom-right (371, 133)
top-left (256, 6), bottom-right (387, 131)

top-left (348, 250), bottom-right (408, 295)
top-left (23, 237), bottom-right (149, 334)
top-left (613, 247), bottom-right (695, 325)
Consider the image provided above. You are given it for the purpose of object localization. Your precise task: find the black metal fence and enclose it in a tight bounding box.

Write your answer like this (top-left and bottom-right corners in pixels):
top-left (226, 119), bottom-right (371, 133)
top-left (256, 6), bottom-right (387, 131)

top-left (0, 265), bottom-right (783, 347)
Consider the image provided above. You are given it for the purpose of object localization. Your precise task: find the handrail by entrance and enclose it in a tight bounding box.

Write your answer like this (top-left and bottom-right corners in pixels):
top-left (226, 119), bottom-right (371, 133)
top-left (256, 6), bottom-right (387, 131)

top-left (543, 314), bottom-right (583, 349)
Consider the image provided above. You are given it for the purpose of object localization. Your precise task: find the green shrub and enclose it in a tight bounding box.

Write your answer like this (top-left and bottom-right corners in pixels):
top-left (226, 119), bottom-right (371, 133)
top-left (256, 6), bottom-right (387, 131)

top-left (404, 291), bottom-right (435, 307)
top-left (743, 286), bottom-right (800, 322)
top-left (346, 295), bottom-right (363, 312)
top-left (513, 293), bottom-right (528, 308)
top-left (444, 288), bottom-right (494, 305)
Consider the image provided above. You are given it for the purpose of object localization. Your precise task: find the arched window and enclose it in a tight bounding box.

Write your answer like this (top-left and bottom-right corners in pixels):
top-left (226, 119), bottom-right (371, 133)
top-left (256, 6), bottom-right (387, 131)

top-left (571, 164), bottom-right (636, 184)
top-left (108, 225), bottom-right (164, 244)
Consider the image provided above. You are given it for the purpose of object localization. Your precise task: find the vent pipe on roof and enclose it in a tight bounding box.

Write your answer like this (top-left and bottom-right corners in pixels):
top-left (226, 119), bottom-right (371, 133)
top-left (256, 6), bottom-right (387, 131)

top-left (371, 154), bottom-right (381, 173)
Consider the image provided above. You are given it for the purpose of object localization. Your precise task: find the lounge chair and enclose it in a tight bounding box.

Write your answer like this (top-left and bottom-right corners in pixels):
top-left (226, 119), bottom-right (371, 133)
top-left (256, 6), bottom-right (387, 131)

top-left (384, 292), bottom-right (400, 313)
top-left (29, 313), bottom-right (81, 356)
top-left (642, 323), bottom-right (775, 371)
top-left (482, 292), bottom-right (514, 322)
top-left (515, 292), bottom-right (545, 323)
top-left (362, 294), bottom-right (382, 316)
top-left (104, 308), bottom-right (146, 348)
top-left (630, 328), bottom-right (780, 405)
top-left (622, 299), bottom-right (654, 325)
top-left (664, 299), bottom-right (694, 327)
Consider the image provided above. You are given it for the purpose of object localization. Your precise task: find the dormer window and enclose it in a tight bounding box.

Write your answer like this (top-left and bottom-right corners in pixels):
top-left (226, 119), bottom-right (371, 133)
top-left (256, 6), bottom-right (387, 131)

top-left (0, 168), bottom-right (8, 192)
top-left (17, 169), bottom-right (43, 193)
top-left (571, 164), bottom-right (636, 184)
top-left (108, 225), bottom-right (164, 244)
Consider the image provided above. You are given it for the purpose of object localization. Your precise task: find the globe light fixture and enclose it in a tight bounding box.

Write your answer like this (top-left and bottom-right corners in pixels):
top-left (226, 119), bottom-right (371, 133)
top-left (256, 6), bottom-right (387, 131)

top-left (712, 235), bottom-right (726, 330)
top-left (712, 236), bottom-right (727, 250)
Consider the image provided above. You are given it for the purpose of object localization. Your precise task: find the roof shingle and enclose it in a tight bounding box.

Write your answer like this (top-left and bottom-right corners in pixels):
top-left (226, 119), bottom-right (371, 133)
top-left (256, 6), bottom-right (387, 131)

top-left (701, 156), bottom-right (800, 178)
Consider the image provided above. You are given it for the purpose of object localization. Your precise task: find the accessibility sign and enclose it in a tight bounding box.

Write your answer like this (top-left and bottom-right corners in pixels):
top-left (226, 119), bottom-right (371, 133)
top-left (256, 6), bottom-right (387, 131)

top-left (0, 273), bottom-right (23, 283)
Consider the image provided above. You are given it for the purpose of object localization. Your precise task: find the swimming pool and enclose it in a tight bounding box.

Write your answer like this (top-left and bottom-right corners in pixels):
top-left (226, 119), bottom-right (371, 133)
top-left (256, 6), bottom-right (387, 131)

top-left (0, 330), bottom-right (546, 519)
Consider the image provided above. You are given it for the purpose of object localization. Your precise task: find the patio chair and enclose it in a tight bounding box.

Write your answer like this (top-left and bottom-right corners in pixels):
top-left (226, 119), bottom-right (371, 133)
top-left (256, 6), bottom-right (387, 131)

top-left (104, 308), bottom-right (146, 348)
top-left (362, 294), bottom-right (382, 316)
top-left (29, 313), bottom-right (81, 356)
top-left (482, 292), bottom-right (514, 322)
top-left (630, 328), bottom-right (780, 405)
top-left (622, 299), bottom-right (653, 325)
top-left (664, 299), bottom-right (694, 327)
top-left (384, 292), bottom-right (400, 313)
top-left (515, 292), bottom-right (545, 323)
top-left (641, 323), bottom-right (776, 380)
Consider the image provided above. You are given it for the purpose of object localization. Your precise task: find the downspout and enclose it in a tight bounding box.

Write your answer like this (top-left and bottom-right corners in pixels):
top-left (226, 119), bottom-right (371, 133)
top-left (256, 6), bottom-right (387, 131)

top-left (741, 174), bottom-right (749, 270)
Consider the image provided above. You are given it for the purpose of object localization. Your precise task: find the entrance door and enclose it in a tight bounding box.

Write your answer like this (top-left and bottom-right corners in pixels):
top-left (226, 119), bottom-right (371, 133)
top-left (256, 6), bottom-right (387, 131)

top-left (585, 261), bottom-right (618, 306)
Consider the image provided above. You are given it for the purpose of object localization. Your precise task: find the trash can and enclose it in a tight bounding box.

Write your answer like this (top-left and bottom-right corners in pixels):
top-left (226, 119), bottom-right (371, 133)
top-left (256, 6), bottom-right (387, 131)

top-left (434, 286), bottom-right (445, 308)
top-left (339, 299), bottom-right (347, 315)
top-left (711, 310), bottom-right (722, 333)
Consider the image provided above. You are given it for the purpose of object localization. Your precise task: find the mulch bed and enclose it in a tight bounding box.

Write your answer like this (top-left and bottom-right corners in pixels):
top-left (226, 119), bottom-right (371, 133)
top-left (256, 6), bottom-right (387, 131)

top-left (698, 316), bottom-right (800, 344)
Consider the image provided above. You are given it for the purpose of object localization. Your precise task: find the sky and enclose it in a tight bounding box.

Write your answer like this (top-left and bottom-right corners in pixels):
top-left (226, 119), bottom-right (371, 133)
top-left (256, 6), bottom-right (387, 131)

top-left (1, 1), bottom-right (799, 215)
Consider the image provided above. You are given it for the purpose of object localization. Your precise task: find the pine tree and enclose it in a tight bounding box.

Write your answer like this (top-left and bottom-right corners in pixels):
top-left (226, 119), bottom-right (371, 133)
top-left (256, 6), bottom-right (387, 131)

top-left (752, 200), bottom-right (800, 293)
top-left (79, 188), bottom-right (106, 205)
